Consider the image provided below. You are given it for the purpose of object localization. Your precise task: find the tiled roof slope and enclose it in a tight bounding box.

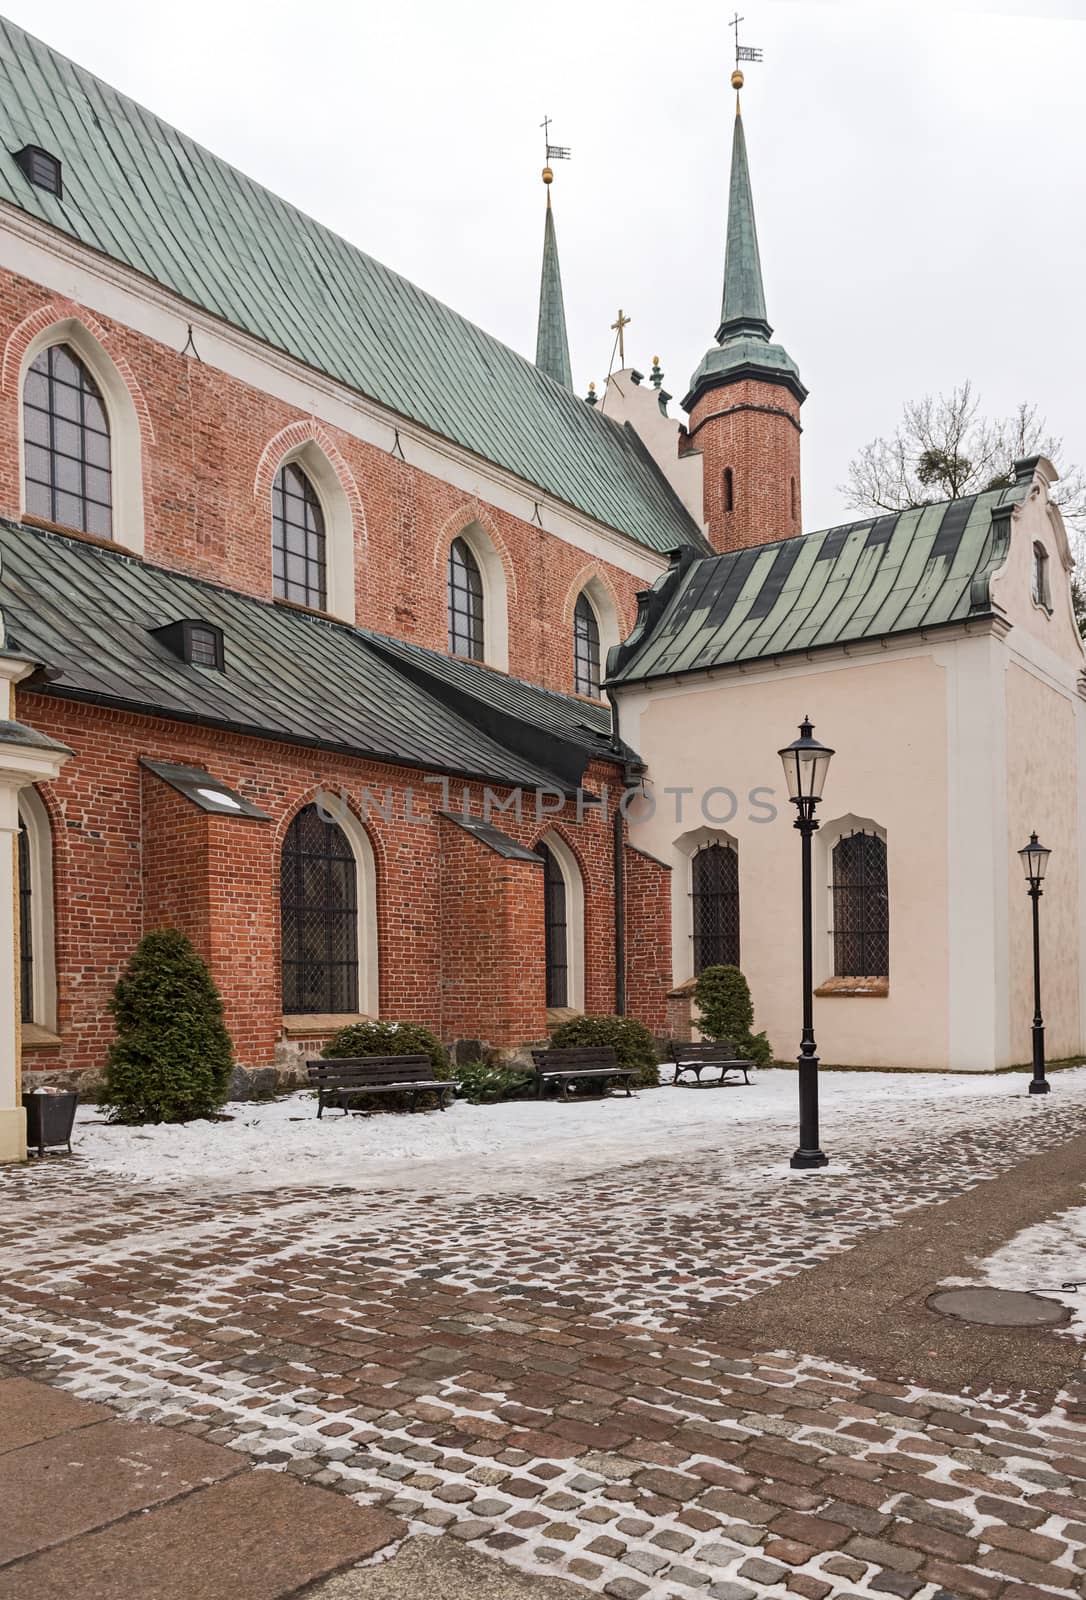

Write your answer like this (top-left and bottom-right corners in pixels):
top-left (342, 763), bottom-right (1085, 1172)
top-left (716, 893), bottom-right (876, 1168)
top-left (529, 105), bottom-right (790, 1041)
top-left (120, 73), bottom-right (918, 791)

top-left (609, 484), bottom-right (1030, 684)
top-left (0, 18), bottom-right (706, 558)
top-left (0, 520), bottom-right (622, 790)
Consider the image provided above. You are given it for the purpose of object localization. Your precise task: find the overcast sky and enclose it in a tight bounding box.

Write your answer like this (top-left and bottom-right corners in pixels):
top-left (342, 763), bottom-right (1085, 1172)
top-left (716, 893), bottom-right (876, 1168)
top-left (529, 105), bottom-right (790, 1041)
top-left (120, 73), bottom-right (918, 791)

top-left (5, 0), bottom-right (1084, 531)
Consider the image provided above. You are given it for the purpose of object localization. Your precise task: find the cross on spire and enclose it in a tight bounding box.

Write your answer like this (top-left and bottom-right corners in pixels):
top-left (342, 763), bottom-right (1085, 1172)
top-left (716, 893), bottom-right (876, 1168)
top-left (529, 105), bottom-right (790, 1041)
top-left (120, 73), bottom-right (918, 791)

top-left (611, 308), bottom-right (631, 368)
top-left (730, 10), bottom-right (764, 71)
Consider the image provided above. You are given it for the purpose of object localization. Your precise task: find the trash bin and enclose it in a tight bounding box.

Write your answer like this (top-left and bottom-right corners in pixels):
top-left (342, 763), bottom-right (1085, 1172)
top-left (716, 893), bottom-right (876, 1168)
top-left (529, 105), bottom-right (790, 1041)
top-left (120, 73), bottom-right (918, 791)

top-left (22, 1088), bottom-right (78, 1157)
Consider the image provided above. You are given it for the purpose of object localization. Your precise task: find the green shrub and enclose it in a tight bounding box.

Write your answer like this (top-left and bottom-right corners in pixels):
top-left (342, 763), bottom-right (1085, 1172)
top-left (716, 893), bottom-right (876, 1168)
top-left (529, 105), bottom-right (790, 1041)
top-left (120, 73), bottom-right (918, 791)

top-left (323, 1019), bottom-right (450, 1079)
top-left (550, 1013), bottom-right (660, 1086)
top-left (693, 965), bottom-right (772, 1066)
top-left (102, 929), bottom-right (233, 1124)
top-left (455, 1059), bottom-right (535, 1104)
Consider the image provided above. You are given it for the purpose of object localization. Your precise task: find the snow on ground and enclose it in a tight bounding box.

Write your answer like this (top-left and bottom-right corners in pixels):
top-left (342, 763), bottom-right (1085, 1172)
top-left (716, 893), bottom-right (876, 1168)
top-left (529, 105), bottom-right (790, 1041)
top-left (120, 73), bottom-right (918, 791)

top-left (68, 1065), bottom-right (1086, 1194)
top-left (953, 1190), bottom-right (1086, 1337)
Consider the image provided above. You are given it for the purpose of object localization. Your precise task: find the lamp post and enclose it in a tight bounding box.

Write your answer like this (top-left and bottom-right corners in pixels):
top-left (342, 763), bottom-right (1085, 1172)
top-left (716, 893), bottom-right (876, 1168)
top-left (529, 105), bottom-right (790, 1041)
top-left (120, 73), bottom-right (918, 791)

top-left (778, 717), bottom-right (834, 1170)
top-left (1018, 831), bottom-right (1052, 1096)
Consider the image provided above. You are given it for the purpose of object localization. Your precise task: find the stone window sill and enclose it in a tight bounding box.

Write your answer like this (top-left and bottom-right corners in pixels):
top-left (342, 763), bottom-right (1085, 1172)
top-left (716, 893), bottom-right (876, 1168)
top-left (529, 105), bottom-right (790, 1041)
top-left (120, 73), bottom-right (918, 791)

top-left (814, 977), bottom-right (889, 999)
top-left (22, 1023), bottom-right (63, 1050)
top-left (281, 1013), bottom-right (374, 1036)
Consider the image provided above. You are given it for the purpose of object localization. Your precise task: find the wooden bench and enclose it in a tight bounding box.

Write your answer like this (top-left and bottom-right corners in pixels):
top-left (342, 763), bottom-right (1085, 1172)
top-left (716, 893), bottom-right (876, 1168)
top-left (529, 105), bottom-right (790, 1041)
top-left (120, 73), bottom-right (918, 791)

top-left (307, 1055), bottom-right (455, 1117)
top-left (530, 1046), bottom-right (638, 1101)
top-left (670, 1040), bottom-right (753, 1087)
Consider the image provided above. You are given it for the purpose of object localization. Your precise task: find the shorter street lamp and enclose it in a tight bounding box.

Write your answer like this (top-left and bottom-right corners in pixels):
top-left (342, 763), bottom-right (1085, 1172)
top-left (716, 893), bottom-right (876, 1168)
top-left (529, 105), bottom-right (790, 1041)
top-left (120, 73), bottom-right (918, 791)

top-left (778, 717), bottom-right (834, 1170)
top-left (1018, 831), bottom-right (1052, 1096)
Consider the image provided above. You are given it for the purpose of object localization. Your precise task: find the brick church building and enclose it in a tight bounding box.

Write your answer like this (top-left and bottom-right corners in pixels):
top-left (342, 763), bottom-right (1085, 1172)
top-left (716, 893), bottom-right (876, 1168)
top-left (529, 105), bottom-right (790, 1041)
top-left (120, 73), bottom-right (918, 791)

top-left (1, 23), bottom-right (1081, 1157)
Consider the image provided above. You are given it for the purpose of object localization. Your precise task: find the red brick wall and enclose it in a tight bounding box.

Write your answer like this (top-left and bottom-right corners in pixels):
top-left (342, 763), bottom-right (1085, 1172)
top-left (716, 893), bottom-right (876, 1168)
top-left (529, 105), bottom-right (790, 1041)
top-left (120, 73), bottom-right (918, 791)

top-left (688, 377), bottom-right (802, 553)
top-left (18, 696), bottom-right (670, 1075)
top-left (624, 844), bottom-right (671, 1033)
top-left (438, 818), bottom-right (547, 1045)
top-left (0, 273), bottom-right (649, 697)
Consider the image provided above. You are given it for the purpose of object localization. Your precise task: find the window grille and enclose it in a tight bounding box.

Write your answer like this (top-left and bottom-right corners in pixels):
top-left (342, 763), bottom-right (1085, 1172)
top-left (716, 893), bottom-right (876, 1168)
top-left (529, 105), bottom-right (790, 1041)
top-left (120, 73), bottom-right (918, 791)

top-left (831, 830), bottom-right (889, 977)
top-left (1032, 542), bottom-right (1051, 610)
top-left (448, 536), bottom-right (484, 659)
top-left (691, 840), bottom-right (740, 973)
top-left (573, 593), bottom-right (601, 696)
top-left (280, 804), bottom-right (359, 1014)
top-left (24, 343), bottom-right (112, 537)
top-left (273, 462), bottom-right (327, 610)
top-left (538, 841), bottom-right (568, 1007)
top-left (17, 820), bottom-right (32, 1023)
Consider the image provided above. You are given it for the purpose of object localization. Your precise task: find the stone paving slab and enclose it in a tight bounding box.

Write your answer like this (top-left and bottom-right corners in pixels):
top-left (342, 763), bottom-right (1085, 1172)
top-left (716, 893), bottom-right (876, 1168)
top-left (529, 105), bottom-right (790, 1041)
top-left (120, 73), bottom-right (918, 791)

top-left (0, 1416), bottom-right (244, 1563)
top-left (0, 1373), bottom-right (112, 1452)
top-left (308, 1535), bottom-right (594, 1597)
top-left (0, 1468), bottom-right (404, 1600)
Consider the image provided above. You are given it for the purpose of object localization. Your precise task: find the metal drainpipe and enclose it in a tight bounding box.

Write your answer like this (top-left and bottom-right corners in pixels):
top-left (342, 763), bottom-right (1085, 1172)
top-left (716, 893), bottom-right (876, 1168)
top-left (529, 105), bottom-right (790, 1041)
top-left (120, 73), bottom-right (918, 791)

top-left (607, 686), bottom-right (629, 1017)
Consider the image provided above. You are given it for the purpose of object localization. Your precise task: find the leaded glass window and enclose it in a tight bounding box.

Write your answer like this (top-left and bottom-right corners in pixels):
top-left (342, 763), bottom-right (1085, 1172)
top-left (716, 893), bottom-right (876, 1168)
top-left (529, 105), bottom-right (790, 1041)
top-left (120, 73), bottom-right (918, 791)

top-left (831, 831), bottom-right (889, 977)
top-left (448, 536), bottom-right (483, 659)
top-left (538, 841), bottom-right (568, 1007)
top-left (691, 840), bottom-right (740, 973)
top-left (273, 462), bottom-right (327, 610)
top-left (24, 343), bottom-right (112, 537)
top-left (280, 804), bottom-right (359, 1014)
top-left (18, 820), bottom-right (32, 1023)
top-left (573, 593), bottom-right (601, 697)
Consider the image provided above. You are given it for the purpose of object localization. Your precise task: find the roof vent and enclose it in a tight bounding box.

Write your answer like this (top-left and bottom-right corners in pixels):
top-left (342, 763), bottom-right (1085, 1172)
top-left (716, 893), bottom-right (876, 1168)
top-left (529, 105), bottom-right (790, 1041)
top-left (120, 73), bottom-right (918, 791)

top-left (149, 619), bottom-right (225, 672)
top-left (13, 144), bottom-right (62, 198)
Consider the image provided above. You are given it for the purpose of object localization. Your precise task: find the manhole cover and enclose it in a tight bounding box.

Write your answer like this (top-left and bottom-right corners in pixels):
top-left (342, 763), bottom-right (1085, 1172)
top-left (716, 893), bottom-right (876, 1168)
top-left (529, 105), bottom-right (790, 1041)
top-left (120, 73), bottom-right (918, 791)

top-left (927, 1286), bottom-right (1071, 1328)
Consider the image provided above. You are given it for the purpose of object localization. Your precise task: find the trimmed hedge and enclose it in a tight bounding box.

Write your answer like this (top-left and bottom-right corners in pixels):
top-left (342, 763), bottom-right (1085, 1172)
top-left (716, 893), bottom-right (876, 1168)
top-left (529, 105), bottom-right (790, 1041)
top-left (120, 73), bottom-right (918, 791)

top-left (323, 1020), bottom-right (450, 1079)
top-left (692, 965), bottom-right (772, 1065)
top-left (102, 928), bottom-right (233, 1124)
top-left (550, 1013), bottom-right (659, 1087)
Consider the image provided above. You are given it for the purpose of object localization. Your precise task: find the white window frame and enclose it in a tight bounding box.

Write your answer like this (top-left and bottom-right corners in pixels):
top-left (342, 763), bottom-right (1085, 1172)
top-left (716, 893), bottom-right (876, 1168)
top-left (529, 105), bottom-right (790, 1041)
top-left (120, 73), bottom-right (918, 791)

top-left (537, 829), bottom-right (585, 1012)
top-left (19, 319), bottom-right (146, 554)
top-left (274, 441), bottom-right (357, 624)
top-left (281, 797), bottom-right (379, 1018)
top-left (451, 521), bottom-right (509, 671)
top-left (18, 786), bottom-right (57, 1031)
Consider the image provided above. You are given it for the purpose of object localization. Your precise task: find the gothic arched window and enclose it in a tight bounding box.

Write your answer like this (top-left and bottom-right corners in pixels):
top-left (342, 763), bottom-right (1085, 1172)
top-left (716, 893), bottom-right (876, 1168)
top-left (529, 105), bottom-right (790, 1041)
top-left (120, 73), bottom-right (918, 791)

top-left (273, 462), bottom-right (327, 611)
top-left (573, 592), bottom-right (601, 697)
top-left (538, 840), bottom-right (568, 1007)
top-left (448, 536), bottom-right (484, 659)
top-left (831, 831), bottom-right (889, 977)
top-left (280, 804), bottom-right (359, 1014)
top-left (17, 819), bottom-right (32, 1022)
top-left (691, 840), bottom-right (740, 973)
top-left (24, 343), bottom-right (113, 537)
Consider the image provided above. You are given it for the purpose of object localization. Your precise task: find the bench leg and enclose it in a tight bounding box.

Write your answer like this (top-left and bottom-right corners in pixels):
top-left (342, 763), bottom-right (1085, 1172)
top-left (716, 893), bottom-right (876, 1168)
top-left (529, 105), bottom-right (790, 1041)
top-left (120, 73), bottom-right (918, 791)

top-left (317, 1094), bottom-right (324, 1120)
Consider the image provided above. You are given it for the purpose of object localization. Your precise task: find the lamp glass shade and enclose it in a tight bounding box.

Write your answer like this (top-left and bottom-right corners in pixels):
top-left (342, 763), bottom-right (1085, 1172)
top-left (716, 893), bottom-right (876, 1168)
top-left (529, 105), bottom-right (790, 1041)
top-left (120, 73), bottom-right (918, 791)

top-left (1018, 831), bottom-right (1051, 885)
top-left (778, 718), bottom-right (834, 805)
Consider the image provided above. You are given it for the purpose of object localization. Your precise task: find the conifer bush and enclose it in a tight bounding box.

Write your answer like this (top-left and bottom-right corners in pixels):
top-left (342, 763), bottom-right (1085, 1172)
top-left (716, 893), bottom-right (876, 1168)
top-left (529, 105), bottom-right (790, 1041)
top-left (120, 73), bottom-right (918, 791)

top-left (102, 929), bottom-right (234, 1123)
top-left (550, 1013), bottom-right (660, 1086)
top-left (692, 965), bottom-right (772, 1065)
top-left (323, 1020), bottom-right (450, 1079)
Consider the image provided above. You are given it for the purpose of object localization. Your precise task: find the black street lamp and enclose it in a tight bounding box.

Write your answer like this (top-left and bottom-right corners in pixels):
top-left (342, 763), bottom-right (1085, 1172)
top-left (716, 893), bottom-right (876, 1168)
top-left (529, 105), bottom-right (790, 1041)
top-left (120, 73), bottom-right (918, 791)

top-left (1018, 831), bottom-right (1052, 1096)
top-left (778, 717), bottom-right (834, 1170)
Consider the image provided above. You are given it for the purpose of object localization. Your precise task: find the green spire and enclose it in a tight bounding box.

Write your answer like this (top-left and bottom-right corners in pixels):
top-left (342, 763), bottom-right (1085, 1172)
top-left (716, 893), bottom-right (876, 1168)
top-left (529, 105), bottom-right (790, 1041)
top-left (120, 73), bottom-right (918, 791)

top-left (535, 184), bottom-right (573, 389)
top-left (682, 84), bottom-right (806, 412)
top-left (718, 102), bottom-right (770, 342)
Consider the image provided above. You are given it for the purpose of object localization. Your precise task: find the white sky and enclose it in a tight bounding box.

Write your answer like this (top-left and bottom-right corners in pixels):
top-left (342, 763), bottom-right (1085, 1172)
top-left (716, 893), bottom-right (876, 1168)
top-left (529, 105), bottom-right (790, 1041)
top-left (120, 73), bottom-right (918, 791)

top-left (6, 0), bottom-right (1085, 532)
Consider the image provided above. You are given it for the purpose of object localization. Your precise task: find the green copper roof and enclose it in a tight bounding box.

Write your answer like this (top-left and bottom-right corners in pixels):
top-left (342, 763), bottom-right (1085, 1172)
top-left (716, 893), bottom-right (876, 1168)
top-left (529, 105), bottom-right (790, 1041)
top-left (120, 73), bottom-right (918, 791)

top-left (535, 197), bottom-right (573, 390)
top-left (683, 100), bottom-right (804, 411)
top-left (719, 109), bottom-right (767, 338)
top-left (0, 18), bottom-right (705, 559)
top-left (608, 483), bottom-right (1030, 685)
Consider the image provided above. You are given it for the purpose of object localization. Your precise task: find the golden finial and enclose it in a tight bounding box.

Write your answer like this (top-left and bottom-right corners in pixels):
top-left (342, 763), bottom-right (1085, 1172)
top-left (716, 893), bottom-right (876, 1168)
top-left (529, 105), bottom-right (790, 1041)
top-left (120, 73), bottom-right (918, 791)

top-left (542, 165), bottom-right (554, 185)
top-left (731, 68), bottom-right (744, 90)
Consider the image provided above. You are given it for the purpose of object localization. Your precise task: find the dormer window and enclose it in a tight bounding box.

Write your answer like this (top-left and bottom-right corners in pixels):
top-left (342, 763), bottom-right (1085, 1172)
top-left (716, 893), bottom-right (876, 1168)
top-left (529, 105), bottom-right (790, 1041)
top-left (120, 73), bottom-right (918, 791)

top-left (149, 619), bottom-right (225, 671)
top-left (14, 144), bottom-right (62, 198)
top-left (1032, 543), bottom-right (1051, 611)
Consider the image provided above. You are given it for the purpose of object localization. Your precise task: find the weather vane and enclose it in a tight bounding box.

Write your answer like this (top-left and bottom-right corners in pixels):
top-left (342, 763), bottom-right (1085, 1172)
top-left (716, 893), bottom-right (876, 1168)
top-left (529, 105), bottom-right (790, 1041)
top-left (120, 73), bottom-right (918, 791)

top-left (540, 115), bottom-right (571, 165)
top-left (729, 11), bottom-right (763, 70)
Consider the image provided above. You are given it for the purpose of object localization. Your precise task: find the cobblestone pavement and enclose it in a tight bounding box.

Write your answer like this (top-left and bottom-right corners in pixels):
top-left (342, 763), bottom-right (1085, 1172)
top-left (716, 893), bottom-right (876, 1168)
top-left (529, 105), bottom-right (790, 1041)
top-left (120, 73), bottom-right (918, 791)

top-left (5, 1080), bottom-right (1086, 1599)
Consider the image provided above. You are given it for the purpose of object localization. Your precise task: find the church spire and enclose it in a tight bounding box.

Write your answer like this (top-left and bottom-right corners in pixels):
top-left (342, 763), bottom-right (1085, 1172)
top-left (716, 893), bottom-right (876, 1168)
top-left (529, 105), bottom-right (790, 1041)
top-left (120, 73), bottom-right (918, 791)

top-left (718, 79), bottom-right (770, 343)
top-left (535, 163), bottom-right (573, 389)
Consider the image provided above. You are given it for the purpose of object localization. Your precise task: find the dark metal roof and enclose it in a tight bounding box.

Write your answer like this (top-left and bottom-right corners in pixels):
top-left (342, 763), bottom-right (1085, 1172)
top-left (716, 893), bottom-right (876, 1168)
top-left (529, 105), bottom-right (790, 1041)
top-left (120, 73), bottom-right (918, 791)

top-left (0, 520), bottom-right (623, 790)
top-left (0, 17), bottom-right (707, 559)
top-left (609, 484), bottom-right (1030, 685)
top-left (437, 811), bottom-right (544, 862)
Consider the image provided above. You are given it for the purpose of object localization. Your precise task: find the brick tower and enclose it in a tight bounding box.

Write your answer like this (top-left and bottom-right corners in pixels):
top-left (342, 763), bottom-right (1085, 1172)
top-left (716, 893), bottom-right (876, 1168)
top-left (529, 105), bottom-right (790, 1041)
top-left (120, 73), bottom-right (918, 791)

top-left (682, 71), bottom-right (807, 553)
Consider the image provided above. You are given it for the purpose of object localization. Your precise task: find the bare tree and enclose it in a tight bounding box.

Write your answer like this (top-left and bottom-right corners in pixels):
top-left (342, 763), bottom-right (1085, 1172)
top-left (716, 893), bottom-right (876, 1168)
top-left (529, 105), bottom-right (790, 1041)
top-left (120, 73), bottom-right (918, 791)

top-left (841, 382), bottom-right (1086, 538)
